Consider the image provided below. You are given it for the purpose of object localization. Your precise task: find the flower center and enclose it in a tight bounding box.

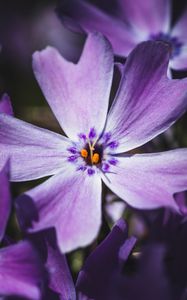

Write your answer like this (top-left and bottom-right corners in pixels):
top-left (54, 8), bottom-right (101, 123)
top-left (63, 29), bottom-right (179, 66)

top-left (67, 128), bottom-right (119, 175)
top-left (150, 32), bottom-right (183, 58)
top-left (80, 141), bottom-right (103, 165)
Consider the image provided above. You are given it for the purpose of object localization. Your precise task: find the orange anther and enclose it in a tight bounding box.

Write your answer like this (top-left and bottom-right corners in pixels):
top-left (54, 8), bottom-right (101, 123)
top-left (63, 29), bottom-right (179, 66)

top-left (92, 153), bottom-right (100, 164)
top-left (81, 148), bottom-right (88, 158)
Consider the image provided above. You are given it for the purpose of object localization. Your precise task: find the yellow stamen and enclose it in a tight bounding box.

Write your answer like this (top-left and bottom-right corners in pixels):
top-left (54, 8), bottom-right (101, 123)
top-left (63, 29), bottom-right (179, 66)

top-left (92, 153), bottom-right (100, 164)
top-left (81, 148), bottom-right (88, 158)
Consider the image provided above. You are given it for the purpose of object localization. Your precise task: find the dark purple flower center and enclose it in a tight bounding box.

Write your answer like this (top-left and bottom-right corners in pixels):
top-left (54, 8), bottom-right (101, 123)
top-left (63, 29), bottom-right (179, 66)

top-left (150, 32), bottom-right (183, 58)
top-left (67, 128), bottom-right (119, 176)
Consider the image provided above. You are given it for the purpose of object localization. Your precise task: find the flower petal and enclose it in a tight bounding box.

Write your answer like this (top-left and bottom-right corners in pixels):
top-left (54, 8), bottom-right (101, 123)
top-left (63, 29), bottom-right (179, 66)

top-left (170, 46), bottom-right (187, 70)
top-left (32, 33), bottom-right (114, 140)
top-left (16, 167), bottom-right (102, 253)
top-left (0, 241), bottom-right (43, 299)
top-left (0, 114), bottom-right (70, 181)
top-left (102, 149), bottom-right (187, 210)
top-left (105, 41), bottom-right (187, 152)
top-left (31, 229), bottom-right (76, 299)
top-left (117, 0), bottom-right (170, 36)
top-left (76, 219), bottom-right (136, 299)
top-left (57, 0), bottom-right (138, 56)
top-left (0, 161), bottom-right (11, 243)
top-left (0, 94), bottom-right (13, 115)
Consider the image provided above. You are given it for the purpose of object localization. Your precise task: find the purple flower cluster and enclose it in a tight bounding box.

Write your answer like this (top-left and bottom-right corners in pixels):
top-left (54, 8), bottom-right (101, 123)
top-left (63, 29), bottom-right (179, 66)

top-left (0, 0), bottom-right (187, 299)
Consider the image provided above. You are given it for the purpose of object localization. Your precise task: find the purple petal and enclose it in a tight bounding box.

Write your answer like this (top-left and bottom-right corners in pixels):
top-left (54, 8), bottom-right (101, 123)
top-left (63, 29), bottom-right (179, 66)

top-left (31, 229), bottom-right (76, 300)
top-left (170, 49), bottom-right (187, 70)
top-left (0, 161), bottom-right (11, 242)
top-left (117, 0), bottom-right (170, 36)
top-left (0, 114), bottom-right (71, 181)
top-left (122, 245), bottom-right (170, 300)
top-left (16, 168), bottom-right (102, 253)
top-left (175, 191), bottom-right (187, 215)
top-left (171, 8), bottom-right (187, 45)
top-left (105, 41), bottom-right (187, 152)
top-left (105, 201), bottom-right (126, 223)
top-left (102, 149), bottom-right (187, 210)
top-left (57, 0), bottom-right (138, 56)
top-left (46, 239), bottom-right (76, 299)
top-left (0, 241), bottom-right (43, 299)
top-left (0, 94), bottom-right (13, 115)
top-left (76, 219), bottom-right (136, 299)
top-left (32, 33), bottom-right (113, 140)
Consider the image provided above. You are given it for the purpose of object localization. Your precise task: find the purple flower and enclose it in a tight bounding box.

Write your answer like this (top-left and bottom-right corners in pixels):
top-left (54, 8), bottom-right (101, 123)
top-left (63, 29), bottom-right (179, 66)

top-left (1, 34), bottom-right (187, 252)
top-left (0, 162), bottom-right (44, 299)
top-left (57, 0), bottom-right (187, 71)
top-left (31, 220), bottom-right (136, 300)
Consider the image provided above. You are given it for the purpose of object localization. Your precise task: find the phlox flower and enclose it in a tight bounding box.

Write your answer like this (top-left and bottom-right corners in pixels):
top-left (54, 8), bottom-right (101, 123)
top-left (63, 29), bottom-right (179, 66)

top-left (57, 0), bottom-right (187, 71)
top-left (0, 161), bottom-right (43, 300)
top-left (1, 34), bottom-right (187, 252)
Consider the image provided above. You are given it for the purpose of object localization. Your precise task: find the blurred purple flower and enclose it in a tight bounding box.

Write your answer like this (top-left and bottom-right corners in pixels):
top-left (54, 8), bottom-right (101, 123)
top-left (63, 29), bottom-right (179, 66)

top-left (38, 219), bottom-right (173, 300)
top-left (57, 0), bottom-right (187, 71)
top-left (1, 34), bottom-right (187, 252)
top-left (32, 220), bottom-right (136, 300)
top-left (141, 207), bottom-right (187, 300)
top-left (0, 93), bottom-right (13, 115)
top-left (0, 161), bottom-right (44, 300)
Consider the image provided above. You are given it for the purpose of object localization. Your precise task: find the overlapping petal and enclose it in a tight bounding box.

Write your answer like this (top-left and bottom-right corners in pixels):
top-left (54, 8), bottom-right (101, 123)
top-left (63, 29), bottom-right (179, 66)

top-left (16, 166), bottom-right (102, 253)
top-left (102, 149), bottom-right (187, 210)
top-left (31, 230), bottom-right (76, 300)
top-left (170, 47), bottom-right (187, 70)
top-left (0, 161), bottom-right (11, 242)
top-left (117, 0), bottom-right (170, 36)
top-left (57, 0), bottom-right (138, 56)
top-left (0, 241), bottom-right (43, 299)
top-left (0, 114), bottom-right (70, 181)
top-left (46, 238), bottom-right (76, 299)
top-left (171, 8), bottom-right (187, 44)
top-left (105, 41), bottom-right (187, 153)
top-left (77, 219), bottom-right (136, 300)
top-left (33, 33), bottom-right (113, 140)
top-left (0, 94), bottom-right (13, 115)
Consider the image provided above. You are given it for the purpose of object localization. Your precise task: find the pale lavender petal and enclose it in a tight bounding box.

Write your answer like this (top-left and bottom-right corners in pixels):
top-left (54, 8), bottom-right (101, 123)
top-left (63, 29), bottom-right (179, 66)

top-left (105, 41), bottom-right (187, 153)
top-left (117, 0), bottom-right (170, 36)
top-left (0, 161), bottom-right (11, 242)
top-left (33, 33), bottom-right (113, 140)
top-left (16, 167), bottom-right (102, 253)
top-left (0, 94), bottom-right (13, 115)
top-left (57, 0), bottom-right (138, 56)
top-left (105, 194), bottom-right (126, 223)
top-left (169, 8), bottom-right (187, 70)
top-left (0, 241), bottom-right (43, 299)
top-left (102, 149), bottom-right (187, 210)
top-left (169, 46), bottom-right (187, 70)
top-left (171, 8), bottom-right (187, 44)
top-left (0, 114), bottom-right (71, 181)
